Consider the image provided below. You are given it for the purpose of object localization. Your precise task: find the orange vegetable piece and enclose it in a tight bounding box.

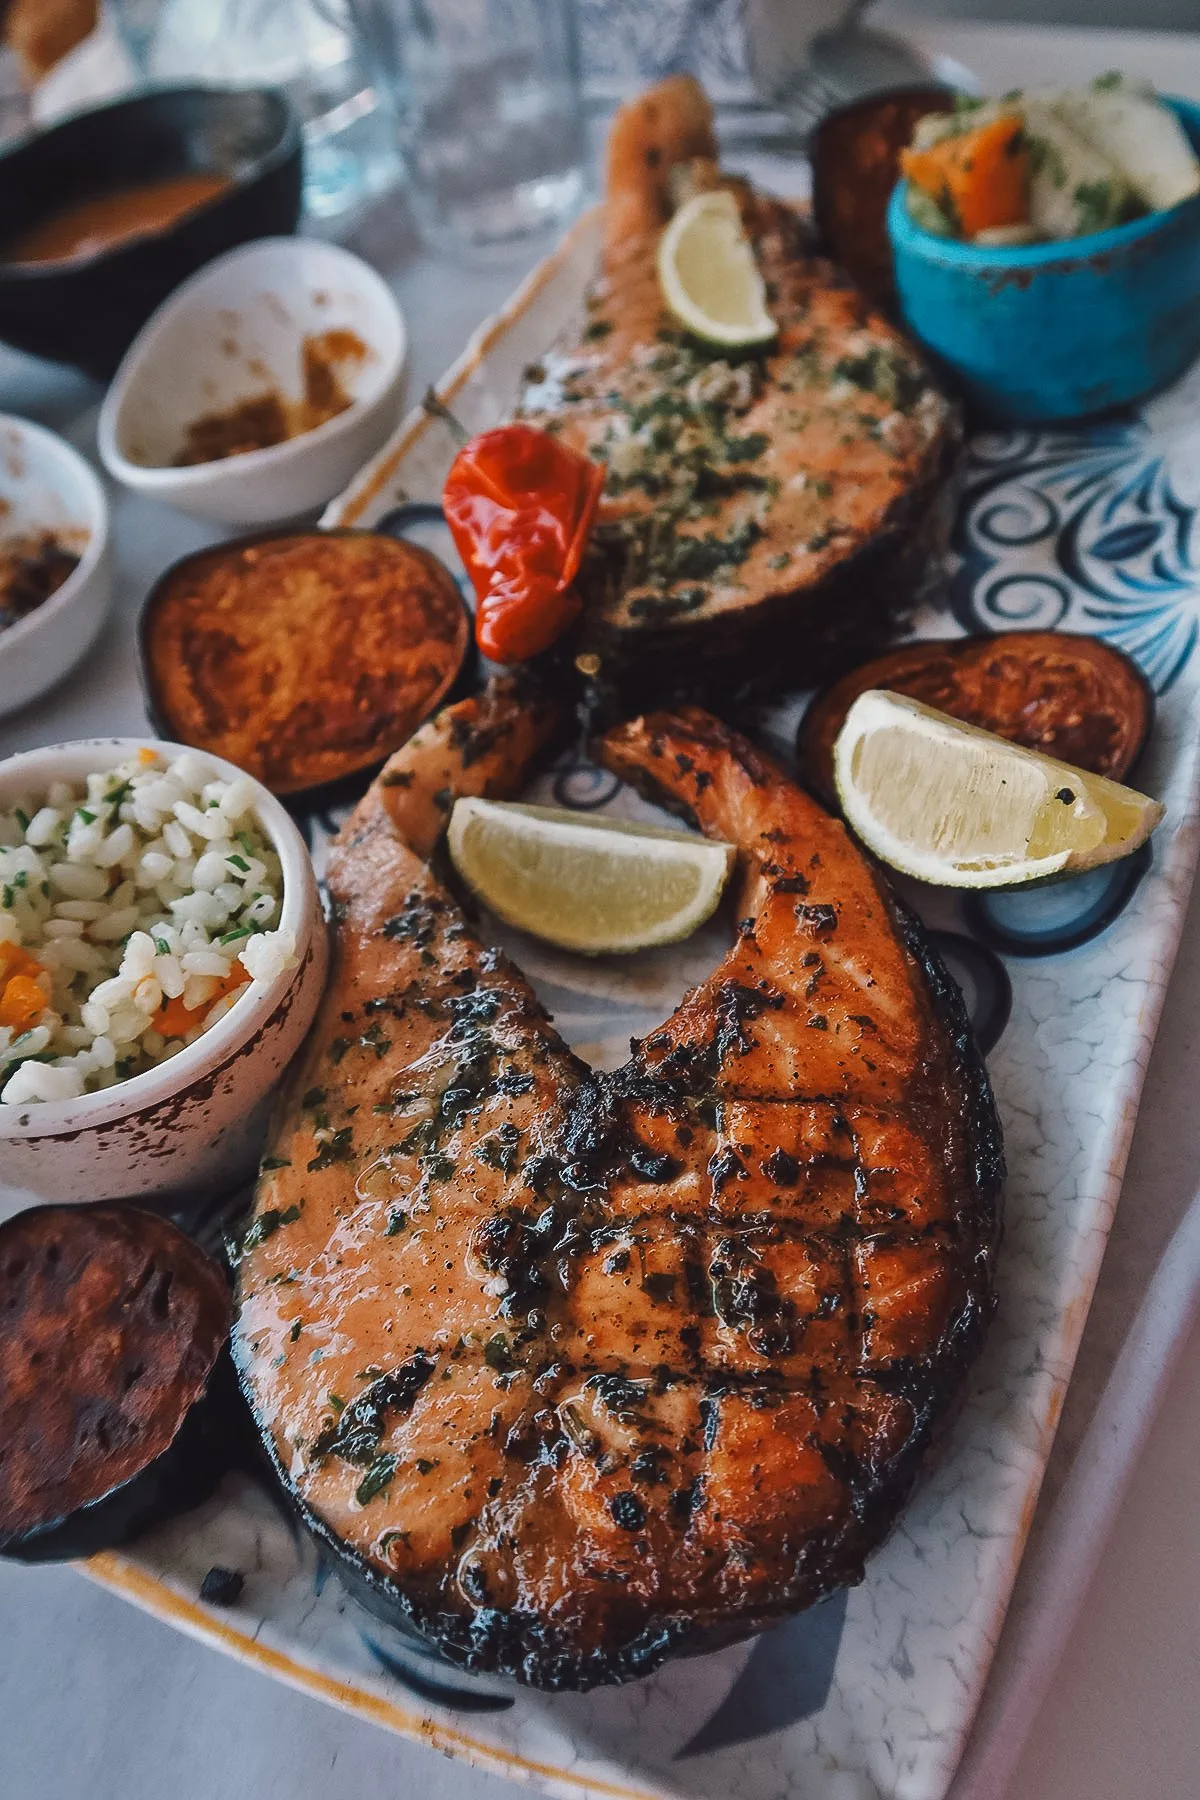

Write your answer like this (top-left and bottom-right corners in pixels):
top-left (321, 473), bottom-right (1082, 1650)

top-left (157, 962), bottom-right (250, 1039)
top-left (902, 112), bottom-right (1029, 238)
top-left (0, 940), bottom-right (36, 982)
top-left (0, 973), bottom-right (48, 1032)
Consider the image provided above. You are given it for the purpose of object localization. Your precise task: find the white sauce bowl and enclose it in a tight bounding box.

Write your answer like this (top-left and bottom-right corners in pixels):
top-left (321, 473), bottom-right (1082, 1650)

top-left (0, 415), bottom-right (112, 720)
top-left (97, 238), bottom-right (407, 526)
top-left (0, 738), bottom-right (328, 1204)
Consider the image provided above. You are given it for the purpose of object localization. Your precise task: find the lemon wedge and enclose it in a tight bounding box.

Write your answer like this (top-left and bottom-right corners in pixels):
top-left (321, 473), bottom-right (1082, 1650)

top-left (447, 799), bottom-right (735, 954)
top-left (833, 689), bottom-right (1164, 889)
top-left (656, 190), bottom-right (777, 348)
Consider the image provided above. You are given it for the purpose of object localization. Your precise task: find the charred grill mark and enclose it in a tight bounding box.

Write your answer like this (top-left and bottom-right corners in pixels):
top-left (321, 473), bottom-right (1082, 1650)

top-left (311, 1355), bottom-right (436, 1467)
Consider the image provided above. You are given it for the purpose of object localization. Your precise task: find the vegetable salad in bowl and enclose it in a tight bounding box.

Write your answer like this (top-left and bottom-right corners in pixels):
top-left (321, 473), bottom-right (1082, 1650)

top-left (0, 746), bottom-right (295, 1104)
top-left (902, 74), bottom-right (1200, 245)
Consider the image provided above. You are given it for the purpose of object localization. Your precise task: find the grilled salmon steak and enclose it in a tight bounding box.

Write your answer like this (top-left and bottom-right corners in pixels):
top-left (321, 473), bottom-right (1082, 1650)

top-left (235, 688), bottom-right (1003, 1688)
top-left (517, 77), bottom-right (961, 692)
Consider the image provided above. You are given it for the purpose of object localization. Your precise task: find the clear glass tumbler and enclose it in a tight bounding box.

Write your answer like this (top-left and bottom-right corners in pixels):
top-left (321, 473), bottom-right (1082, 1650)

top-left (149, 0), bottom-right (404, 226)
top-left (356, 0), bottom-right (586, 255)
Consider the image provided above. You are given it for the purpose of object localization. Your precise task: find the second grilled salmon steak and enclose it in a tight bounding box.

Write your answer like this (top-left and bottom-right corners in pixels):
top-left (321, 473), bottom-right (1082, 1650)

top-left (517, 77), bottom-right (961, 691)
top-left (235, 691), bottom-right (1003, 1688)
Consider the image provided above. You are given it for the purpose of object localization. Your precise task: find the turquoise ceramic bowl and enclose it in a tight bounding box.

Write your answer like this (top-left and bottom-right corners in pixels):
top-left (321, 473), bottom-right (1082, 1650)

top-left (887, 96), bottom-right (1200, 423)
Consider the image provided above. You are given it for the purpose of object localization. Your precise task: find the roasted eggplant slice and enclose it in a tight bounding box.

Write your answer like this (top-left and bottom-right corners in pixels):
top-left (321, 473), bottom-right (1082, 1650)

top-left (811, 87), bottom-right (954, 312)
top-left (0, 1204), bottom-right (233, 1562)
top-left (799, 630), bottom-right (1153, 810)
top-left (139, 529), bottom-right (471, 800)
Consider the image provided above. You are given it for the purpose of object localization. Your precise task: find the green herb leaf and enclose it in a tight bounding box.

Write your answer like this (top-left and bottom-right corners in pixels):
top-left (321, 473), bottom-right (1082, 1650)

top-left (307, 1127), bottom-right (354, 1172)
top-left (355, 1454), bottom-right (398, 1506)
top-left (241, 1203), bottom-right (301, 1252)
top-left (484, 1333), bottom-right (515, 1372)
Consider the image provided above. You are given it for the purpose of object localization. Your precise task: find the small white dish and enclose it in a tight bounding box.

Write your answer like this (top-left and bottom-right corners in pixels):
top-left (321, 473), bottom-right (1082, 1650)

top-left (0, 737), bottom-right (328, 1204)
top-left (0, 414), bottom-right (112, 719)
top-left (97, 238), bottom-right (407, 527)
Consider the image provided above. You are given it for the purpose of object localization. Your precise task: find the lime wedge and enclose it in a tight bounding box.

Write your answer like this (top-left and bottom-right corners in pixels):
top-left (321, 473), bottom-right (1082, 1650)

top-left (656, 190), bottom-right (777, 349)
top-left (832, 689), bottom-right (1164, 889)
top-left (447, 799), bottom-right (735, 954)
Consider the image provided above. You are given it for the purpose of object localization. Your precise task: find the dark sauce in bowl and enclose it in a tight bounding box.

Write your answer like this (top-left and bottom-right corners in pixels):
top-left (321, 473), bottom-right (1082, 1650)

top-left (4, 172), bottom-right (233, 266)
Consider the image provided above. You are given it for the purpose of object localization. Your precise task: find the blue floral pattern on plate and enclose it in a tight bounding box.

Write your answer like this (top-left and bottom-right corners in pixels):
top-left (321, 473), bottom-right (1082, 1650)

top-left (953, 376), bottom-right (1200, 693)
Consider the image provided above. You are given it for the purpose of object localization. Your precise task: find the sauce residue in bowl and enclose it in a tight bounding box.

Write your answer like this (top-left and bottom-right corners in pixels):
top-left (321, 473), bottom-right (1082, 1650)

top-left (3, 173), bottom-right (233, 266)
top-left (0, 533), bottom-right (80, 630)
top-left (172, 329), bottom-right (369, 466)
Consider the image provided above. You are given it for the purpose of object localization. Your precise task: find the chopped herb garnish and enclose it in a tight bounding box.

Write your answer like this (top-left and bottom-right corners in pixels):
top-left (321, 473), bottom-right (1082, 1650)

top-left (227, 854), bottom-right (250, 873)
top-left (722, 431), bottom-right (769, 461)
top-left (355, 1454), bottom-right (397, 1505)
top-left (14, 808), bottom-right (28, 831)
top-left (154, 937), bottom-right (171, 955)
top-left (1074, 178), bottom-right (1129, 235)
top-left (421, 1150), bottom-right (456, 1183)
top-left (384, 1209), bottom-right (408, 1236)
top-left (261, 1154), bottom-right (291, 1171)
top-left (289, 1319), bottom-right (302, 1342)
top-left (484, 1333), bottom-right (515, 1372)
top-left (307, 1127), bottom-right (354, 1172)
top-left (241, 1203), bottom-right (301, 1251)
top-left (219, 923), bottom-right (254, 945)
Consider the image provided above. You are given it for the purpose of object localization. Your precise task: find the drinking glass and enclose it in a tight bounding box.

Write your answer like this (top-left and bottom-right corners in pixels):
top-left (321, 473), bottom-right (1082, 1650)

top-left (356, 0), bottom-right (585, 255)
top-left (149, 0), bottom-right (404, 225)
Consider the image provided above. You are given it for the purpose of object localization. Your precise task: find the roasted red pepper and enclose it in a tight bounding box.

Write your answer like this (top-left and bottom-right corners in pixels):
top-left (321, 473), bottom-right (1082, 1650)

top-left (443, 424), bottom-right (605, 664)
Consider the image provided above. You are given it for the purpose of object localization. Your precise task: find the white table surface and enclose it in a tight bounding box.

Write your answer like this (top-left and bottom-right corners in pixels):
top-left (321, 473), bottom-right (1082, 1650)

top-left (3, 21), bottom-right (1200, 1800)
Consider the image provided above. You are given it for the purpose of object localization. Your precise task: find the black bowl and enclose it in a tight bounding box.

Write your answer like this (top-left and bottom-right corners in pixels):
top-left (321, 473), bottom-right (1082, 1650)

top-left (0, 85), bottom-right (303, 380)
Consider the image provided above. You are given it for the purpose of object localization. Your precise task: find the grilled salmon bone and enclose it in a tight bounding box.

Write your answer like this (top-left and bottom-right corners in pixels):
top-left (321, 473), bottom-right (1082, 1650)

top-left (236, 686), bottom-right (1003, 1689)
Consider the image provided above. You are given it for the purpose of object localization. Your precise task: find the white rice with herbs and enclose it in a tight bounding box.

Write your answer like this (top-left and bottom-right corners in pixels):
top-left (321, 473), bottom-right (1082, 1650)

top-left (0, 747), bottom-right (296, 1105)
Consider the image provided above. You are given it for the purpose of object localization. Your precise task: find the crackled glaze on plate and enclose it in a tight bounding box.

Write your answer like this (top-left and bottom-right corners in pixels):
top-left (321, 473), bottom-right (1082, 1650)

top-left (86, 211), bottom-right (1200, 1800)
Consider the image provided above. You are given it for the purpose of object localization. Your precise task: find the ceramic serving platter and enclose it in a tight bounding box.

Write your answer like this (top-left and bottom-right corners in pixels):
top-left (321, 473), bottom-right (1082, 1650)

top-left (85, 202), bottom-right (1200, 1800)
